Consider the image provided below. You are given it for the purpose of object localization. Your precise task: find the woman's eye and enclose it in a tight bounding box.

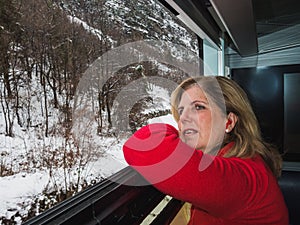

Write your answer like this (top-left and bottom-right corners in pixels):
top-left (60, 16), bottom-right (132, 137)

top-left (195, 104), bottom-right (205, 110)
top-left (178, 108), bottom-right (183, 115)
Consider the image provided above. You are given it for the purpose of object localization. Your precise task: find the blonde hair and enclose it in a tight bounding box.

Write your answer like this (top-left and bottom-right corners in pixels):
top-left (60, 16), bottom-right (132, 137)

top-left (171, 76), bottom-right (282, 178)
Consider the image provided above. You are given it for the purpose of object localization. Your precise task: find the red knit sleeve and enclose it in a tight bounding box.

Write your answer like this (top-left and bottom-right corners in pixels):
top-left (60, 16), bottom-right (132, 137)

top-left (123, 123), bottom-right (270, 218)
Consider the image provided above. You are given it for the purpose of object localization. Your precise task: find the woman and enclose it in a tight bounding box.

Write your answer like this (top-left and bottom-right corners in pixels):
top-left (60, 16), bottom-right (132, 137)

top-left (123, 76), bottom-right (288, 225)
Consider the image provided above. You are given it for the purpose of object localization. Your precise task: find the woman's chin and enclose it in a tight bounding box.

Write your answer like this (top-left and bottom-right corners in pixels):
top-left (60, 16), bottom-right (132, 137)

top-left (185, 140), bottom-right (199, 149)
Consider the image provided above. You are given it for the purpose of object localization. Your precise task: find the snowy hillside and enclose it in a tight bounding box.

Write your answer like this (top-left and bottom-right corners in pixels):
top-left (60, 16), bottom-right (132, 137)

top-left (0, 0), bottom-right (198, 224)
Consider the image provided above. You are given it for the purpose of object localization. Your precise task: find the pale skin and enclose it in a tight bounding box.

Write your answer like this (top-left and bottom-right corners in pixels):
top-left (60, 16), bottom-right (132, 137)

top-left (177, 85), bottom-right (237, 151)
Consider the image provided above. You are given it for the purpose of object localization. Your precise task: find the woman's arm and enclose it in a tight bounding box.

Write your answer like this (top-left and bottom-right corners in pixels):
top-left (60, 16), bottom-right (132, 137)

top-left (123, 123), bottom-right (268, 217)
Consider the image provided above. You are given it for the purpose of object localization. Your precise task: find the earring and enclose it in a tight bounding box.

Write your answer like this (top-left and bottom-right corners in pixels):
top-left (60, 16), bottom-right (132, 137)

top-left (225, 129), bottom-right (230, 133)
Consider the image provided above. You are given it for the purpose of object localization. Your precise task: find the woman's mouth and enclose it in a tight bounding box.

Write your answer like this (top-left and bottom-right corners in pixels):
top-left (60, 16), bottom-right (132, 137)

top-left (183, 129), bottom-right (198, 136)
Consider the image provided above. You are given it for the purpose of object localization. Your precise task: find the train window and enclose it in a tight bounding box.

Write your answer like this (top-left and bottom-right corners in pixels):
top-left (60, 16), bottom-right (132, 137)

top-left (231, 65), bottom-right (300, 162)
top-left (284, 73), bottom-right (300, 161)
top-left (5, 0), bottom-right (300, 224)
top-left (203, 40), bottom-right (220, 75)
top-left (0, 0), bottom-right (210, 224)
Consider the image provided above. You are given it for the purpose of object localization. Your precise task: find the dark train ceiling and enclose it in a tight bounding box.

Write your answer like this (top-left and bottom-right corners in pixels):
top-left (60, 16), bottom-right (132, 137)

top-left (159, 0), bottom-right (300, 57)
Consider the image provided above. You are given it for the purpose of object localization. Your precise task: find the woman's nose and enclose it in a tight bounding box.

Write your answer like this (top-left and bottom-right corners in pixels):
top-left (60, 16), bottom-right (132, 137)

top-left (180, 108), bottom-right (192, 122)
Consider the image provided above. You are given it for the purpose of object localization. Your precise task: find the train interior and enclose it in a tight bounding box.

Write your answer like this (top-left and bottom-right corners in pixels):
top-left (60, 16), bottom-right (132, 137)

top-left (23, 0), bottom-right (300, 224)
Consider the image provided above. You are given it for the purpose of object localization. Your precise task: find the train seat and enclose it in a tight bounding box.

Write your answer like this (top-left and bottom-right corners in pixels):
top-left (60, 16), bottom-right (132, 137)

top-left (278, 169), bottom-right (300, 225)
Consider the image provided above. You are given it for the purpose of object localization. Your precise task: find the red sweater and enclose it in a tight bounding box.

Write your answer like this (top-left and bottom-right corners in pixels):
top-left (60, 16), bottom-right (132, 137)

top-left (123, 123), bottom-right (289, 225)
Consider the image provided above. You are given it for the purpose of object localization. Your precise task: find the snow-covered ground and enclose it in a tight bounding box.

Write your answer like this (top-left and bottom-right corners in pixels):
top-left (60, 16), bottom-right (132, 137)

top-left (0, 127), bottom-right (124, 220)
top-left (0, 141), bottom-right (125, 221)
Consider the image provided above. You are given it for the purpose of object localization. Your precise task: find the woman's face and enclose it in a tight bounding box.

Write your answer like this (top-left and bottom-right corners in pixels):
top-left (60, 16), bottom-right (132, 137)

top-left (177, 85), bottom-right (226, 150)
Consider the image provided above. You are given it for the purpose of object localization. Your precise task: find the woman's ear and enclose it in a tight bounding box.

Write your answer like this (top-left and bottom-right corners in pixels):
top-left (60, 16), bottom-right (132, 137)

top-left (225, 112), bottom-right (238, 133)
